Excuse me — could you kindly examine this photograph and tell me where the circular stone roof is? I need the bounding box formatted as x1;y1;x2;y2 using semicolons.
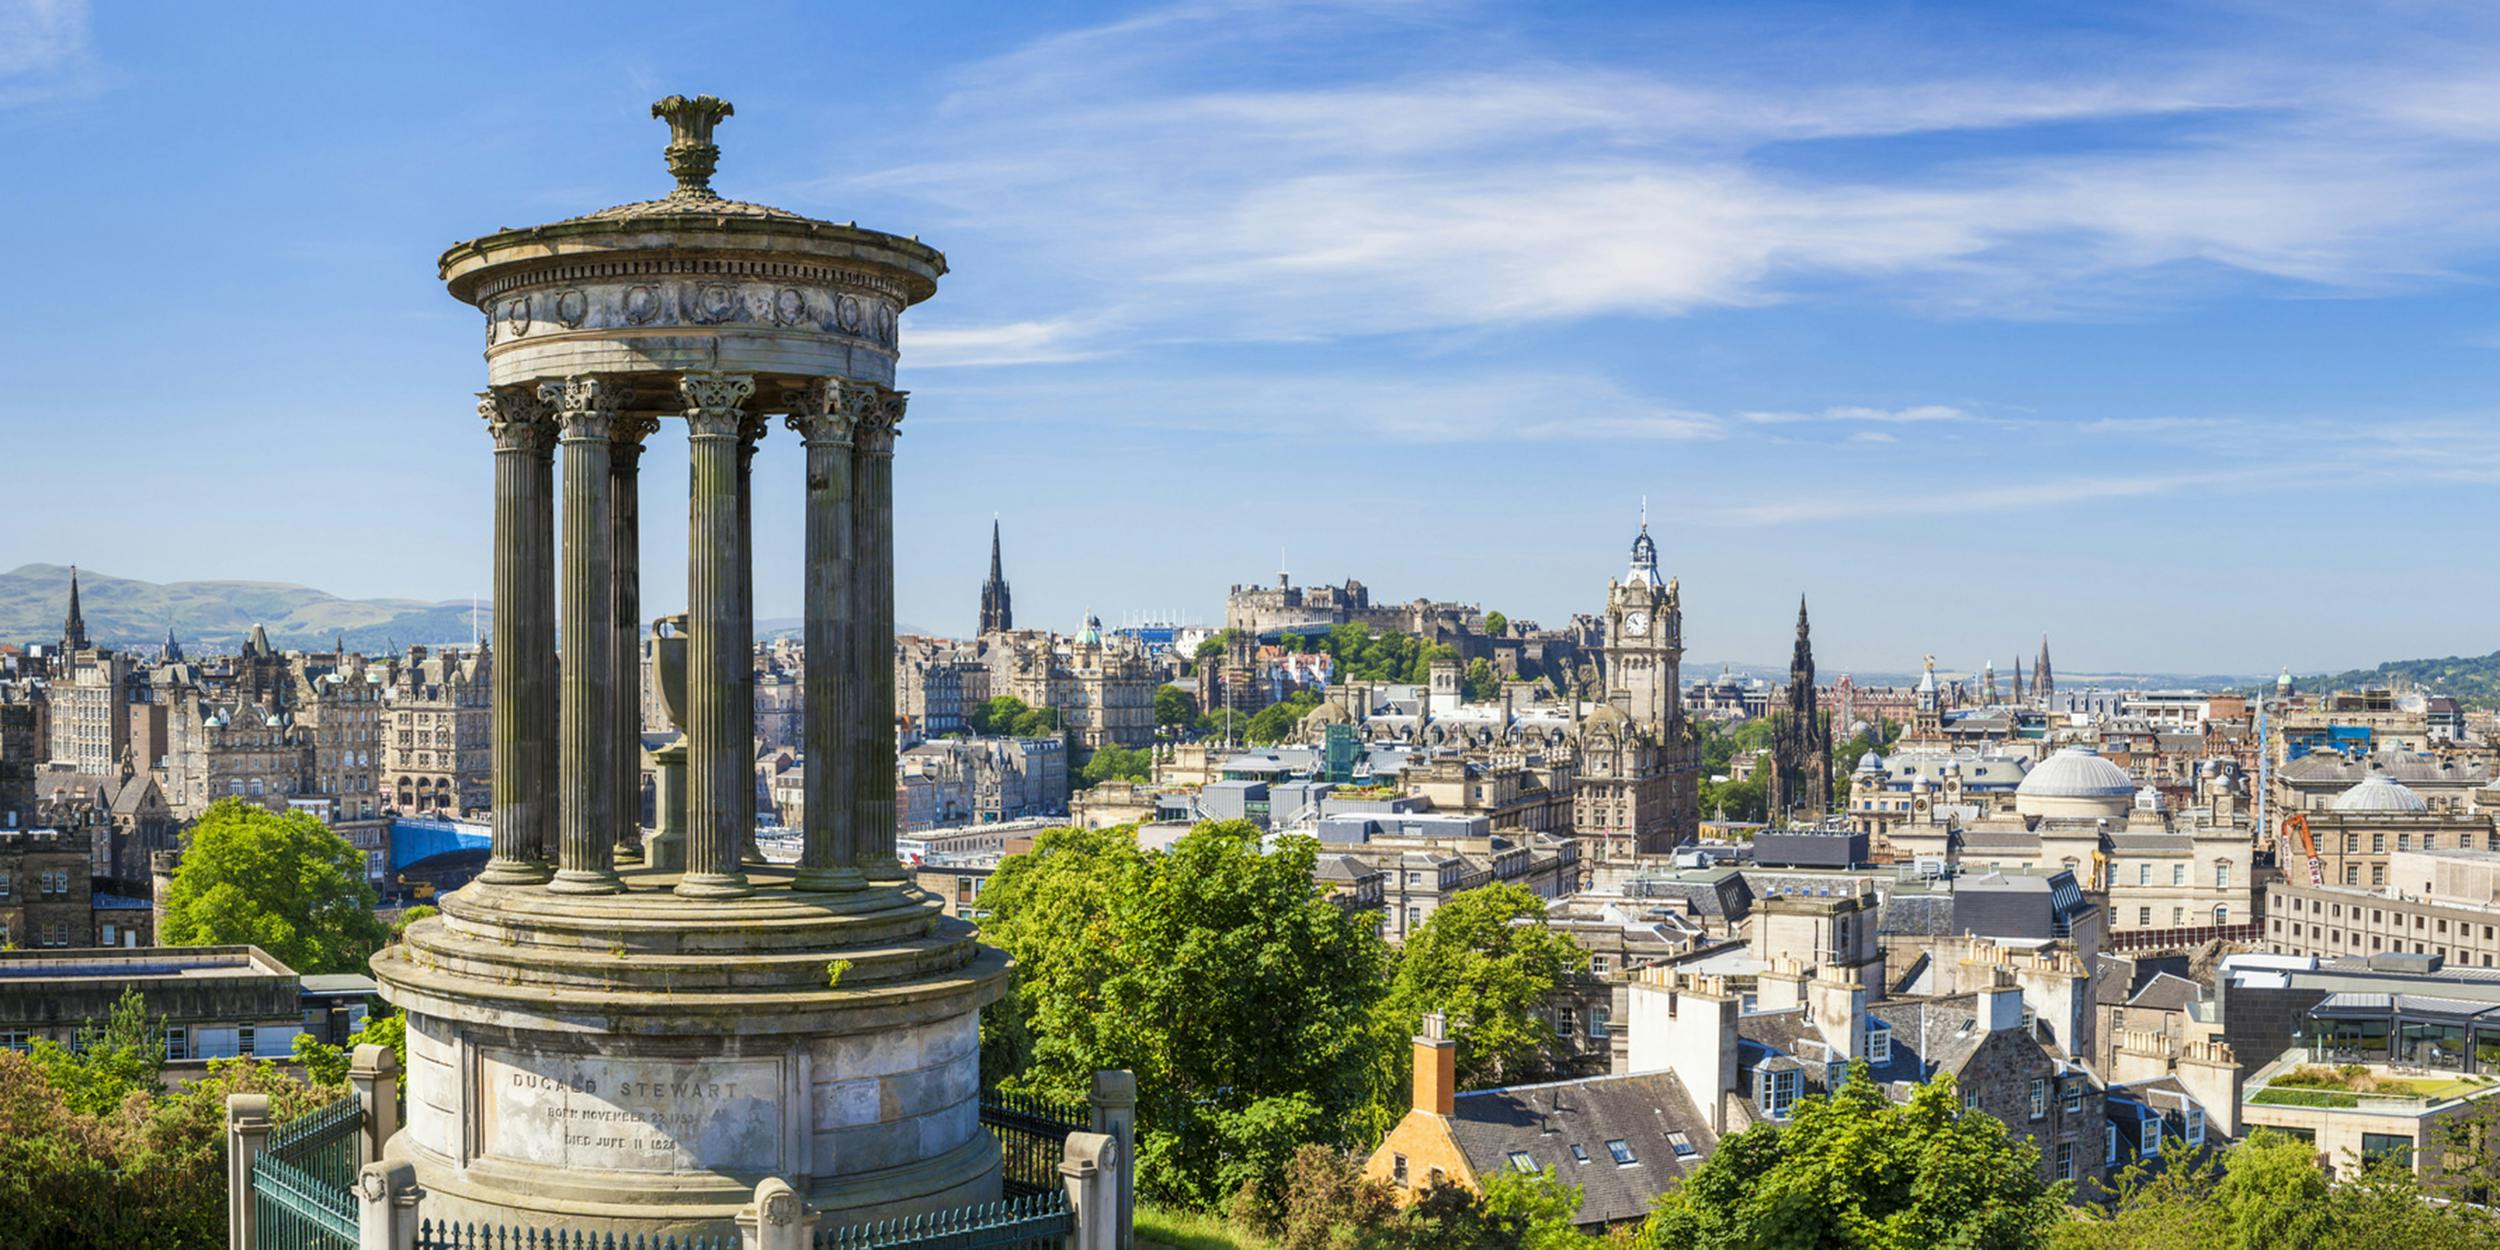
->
2015;747;2136;799
2332;773;2430;814
1302;700;1352;728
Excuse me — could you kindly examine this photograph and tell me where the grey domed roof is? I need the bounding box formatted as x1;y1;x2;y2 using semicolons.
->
2331;773;2430;814
1855;752;1884;773
2015;747;2135;799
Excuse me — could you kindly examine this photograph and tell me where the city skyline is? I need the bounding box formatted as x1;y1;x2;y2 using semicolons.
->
8;2;2500;672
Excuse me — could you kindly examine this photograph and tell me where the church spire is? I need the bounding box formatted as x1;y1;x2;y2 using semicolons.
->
2035;634;2054;704
978;518;1013;635
163;621;183;663
62;565;87;651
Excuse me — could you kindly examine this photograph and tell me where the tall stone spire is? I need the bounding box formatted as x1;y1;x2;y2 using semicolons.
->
1768;595;1829;822
62;565;87;651
163;622;183;663
2035;634;2054;704
978;518;1013;635
2011;655;2024;704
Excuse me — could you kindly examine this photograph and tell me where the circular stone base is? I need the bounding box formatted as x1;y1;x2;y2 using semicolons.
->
371;861;1012;1240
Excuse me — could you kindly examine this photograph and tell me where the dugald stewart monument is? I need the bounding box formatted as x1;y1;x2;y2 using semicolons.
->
371;96;1010;1236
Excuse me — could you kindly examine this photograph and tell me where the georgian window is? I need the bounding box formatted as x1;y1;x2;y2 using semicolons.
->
1866;1025;1892;1064
2029;1077;2048;1120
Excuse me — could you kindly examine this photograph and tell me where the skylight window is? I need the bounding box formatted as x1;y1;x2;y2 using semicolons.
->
1507;1151;1537;1174
1569;1143;1589;1165
1667;1132;1696;1158
1606;1139;1636;1166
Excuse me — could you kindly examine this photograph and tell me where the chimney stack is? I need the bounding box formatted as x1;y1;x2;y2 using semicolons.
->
1413;1010;1457;1117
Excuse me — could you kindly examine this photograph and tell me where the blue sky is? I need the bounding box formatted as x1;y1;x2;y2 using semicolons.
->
4;0;2499;675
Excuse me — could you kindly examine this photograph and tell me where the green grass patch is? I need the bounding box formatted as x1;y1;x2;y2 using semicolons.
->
2251;1088;2360;1108
1138;1206;1271;1250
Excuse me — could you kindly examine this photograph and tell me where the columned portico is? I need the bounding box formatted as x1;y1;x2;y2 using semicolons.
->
381;97;1002;1242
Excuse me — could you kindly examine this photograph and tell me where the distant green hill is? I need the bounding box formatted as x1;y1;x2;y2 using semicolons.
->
0;564;488;655
2283;651;2500;709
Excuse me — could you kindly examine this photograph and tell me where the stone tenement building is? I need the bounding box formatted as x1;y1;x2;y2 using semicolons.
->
897;635;989;738
978;614;1157;749
1224;569;1483;645
897;735;1068;830
0;823;93;948
45;569;133;774
1764;597;1833;823
381;643;490;816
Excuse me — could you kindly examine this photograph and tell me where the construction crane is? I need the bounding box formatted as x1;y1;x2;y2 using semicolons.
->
2282;812;2324;886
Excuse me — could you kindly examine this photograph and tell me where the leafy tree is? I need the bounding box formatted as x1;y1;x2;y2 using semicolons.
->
1155;684;1198;729
1281;632;1306;655
1196;707;1254;743
970;695;1065;741
1080;743;1154;786
1700;773;1768;824
1246;690;1322;745
293;1010;410;1095
979;821;1388;1209
1368;883;1585;1135
27;986;163;1117
1242;1146;1598;1250
1195;636;1229;660
1462;658;1499;703
391;904;439;940
1483;611;1508;639
158;799;388;975
1639;1068;2065;1250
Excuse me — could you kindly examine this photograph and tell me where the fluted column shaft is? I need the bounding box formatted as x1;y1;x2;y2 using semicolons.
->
852;387;907;880
546;377;625;895
612;416;657;863
737;415;766;863
787;384;863;891
478;390;553;885
679;373;757;898
528;424;558;865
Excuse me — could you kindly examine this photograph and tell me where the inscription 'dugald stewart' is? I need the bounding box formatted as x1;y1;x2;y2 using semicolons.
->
479;1049;783;1175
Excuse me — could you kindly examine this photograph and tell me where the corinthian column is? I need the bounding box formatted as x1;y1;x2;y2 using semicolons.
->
529;416;559;866
544;376;626;895
785;382;863;891
851;386;908;881
679;372;757;898
477;388;554;886
612;414;659;864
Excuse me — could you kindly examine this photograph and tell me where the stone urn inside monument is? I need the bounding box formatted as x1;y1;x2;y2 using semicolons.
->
369;96;1009;1241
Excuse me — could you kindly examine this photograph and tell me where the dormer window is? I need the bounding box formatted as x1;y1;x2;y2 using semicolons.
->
1866;1025;1892;1064
2185;1106;2205;1146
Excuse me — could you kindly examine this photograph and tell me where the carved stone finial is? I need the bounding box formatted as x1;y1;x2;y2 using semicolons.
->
652;95;735;197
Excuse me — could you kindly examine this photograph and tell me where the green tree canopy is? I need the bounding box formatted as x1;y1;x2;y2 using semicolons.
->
1483;611;1508;638
978;821;1388;1208
1462;657;1499;703
1246;690;1323;745
970;695;1064;739
1195;636;1229;660
158;799;388;976
27;986;163;1118
1640;1068;2065;1250
1370;883;1586;1134
1079;743;1155;787
1155;684;1198;729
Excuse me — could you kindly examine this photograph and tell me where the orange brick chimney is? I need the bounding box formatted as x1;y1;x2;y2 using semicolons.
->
1414;1010;1457;1116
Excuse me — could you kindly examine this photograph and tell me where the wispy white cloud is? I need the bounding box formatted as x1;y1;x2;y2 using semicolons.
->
0;0;103;107
906;318;1109;368
851;1;2500;353
1743;405;1974;425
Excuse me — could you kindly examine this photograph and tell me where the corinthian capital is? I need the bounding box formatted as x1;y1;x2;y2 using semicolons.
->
679;372;755;438
478;388;552;452
539;375;631;440
843;382;907;457
611;413;663;463
780;379;857;446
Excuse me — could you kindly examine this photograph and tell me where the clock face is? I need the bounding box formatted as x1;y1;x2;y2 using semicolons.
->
1623;611;1650;637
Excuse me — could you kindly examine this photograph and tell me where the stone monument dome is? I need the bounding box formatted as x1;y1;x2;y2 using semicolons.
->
2331;772;2430;814
2014;746;2136;820
373;97;1007;1242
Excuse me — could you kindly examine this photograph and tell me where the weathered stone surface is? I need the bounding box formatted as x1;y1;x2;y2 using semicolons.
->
384;97;994;1242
